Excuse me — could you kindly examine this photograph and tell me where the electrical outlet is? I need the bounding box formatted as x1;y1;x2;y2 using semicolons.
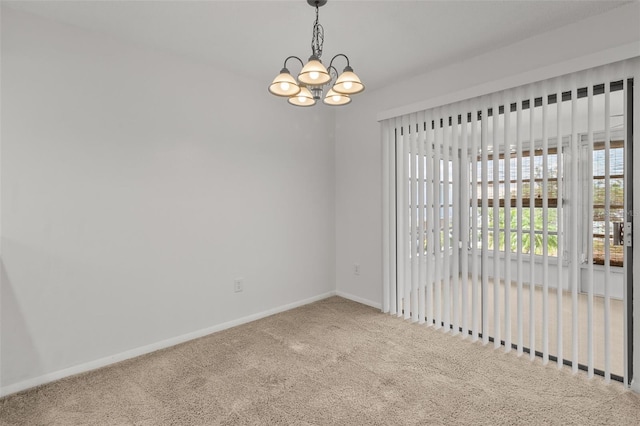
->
234;278;243;293
354;264;360;275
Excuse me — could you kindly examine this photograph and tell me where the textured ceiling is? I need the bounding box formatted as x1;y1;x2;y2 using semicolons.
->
3;0;631;91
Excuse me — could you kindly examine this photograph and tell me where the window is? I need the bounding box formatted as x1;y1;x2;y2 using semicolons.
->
464;84;626;267
587;137;625;266
472;148;559;256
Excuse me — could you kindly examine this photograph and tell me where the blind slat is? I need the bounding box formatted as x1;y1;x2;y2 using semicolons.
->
426;109;435;326
542;82;550;365
604;70;612;383
471;100;480;341
555;79;564;369
504;90;512;353
570;77;579;373
492;95;501;349
452;107;461;336
396;116;405;317
516;87;525;356
403;114;411;320
389;120;397;316
443;106;451;331
434;108;443;329
418;111;427;325
528;85;536;361
460;101;470;338
481;102;490;345
382;120;390;314
410;113;418;322
586;72;595;378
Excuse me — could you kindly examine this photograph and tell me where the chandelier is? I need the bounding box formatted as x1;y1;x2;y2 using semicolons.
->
268;0;365;107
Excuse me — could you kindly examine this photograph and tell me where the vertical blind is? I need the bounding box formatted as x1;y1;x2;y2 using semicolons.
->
381;59;637;385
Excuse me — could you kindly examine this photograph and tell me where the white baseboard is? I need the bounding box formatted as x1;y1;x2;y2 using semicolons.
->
335;290;382;310
0;291;337;398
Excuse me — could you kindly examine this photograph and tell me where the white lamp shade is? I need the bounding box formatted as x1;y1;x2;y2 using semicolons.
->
268;70;301;97
332;68;365;95
323;88;351;106
298;59;331;86
288;86;316;107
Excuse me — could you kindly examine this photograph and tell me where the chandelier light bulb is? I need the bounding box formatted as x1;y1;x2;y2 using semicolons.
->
332;66;365;95
288;86;315;107
323;88;351;106
268;68;301;97
298;57;331;85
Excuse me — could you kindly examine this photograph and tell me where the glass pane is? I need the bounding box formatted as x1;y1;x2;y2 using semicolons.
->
592;236;624;266
593;178;624;206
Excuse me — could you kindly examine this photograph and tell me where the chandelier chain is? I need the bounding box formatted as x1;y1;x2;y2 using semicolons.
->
311;4;324;58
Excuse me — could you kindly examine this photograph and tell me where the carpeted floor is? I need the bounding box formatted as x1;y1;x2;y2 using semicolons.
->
1;296;639;425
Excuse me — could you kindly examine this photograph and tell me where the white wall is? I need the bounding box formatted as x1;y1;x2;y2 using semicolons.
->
0;8;336;391
334;1;640;382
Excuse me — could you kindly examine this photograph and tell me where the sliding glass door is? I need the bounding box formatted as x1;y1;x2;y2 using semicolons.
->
381;62;636;386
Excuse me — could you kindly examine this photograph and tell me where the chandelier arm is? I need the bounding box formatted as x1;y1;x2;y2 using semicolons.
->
328;53;351;70
283;56;305;70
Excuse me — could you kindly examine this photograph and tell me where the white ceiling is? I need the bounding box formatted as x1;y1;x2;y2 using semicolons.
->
3;0;631;91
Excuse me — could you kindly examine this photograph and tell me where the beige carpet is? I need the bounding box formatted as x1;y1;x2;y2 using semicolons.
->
1;297;639;425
